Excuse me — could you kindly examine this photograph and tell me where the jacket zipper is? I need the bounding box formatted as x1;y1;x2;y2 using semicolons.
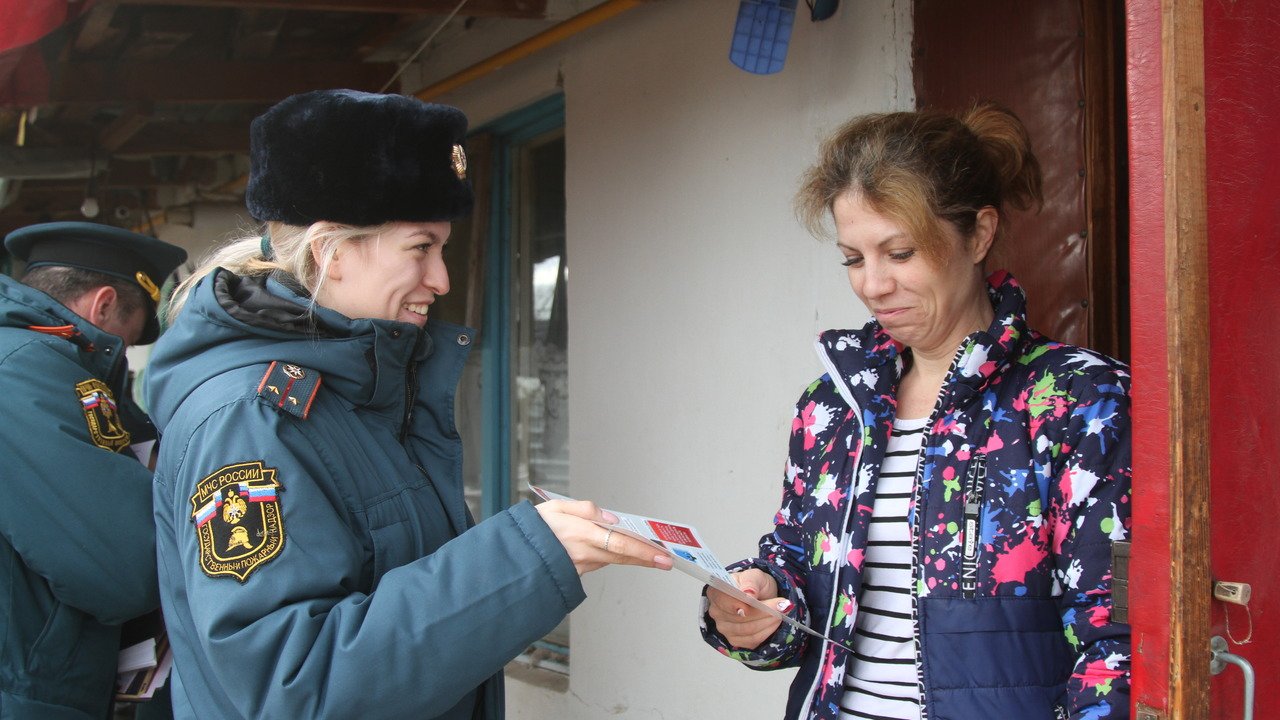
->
906;342;973;720
805;342;864;718
907;401;943;720
961;453;987;600
399;335;422;443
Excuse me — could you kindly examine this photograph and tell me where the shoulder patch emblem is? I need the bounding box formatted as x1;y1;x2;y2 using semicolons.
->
257;361;322;419
76;378;131;452
190;461;285;583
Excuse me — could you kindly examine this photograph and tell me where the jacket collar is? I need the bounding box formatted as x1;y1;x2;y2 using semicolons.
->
214;271;436;415
0;273;127;383
816;271;1031;410
146;269;473;429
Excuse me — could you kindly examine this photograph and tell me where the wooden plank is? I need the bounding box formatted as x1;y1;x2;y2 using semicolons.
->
114;0;547;18
0;147;94;180
1082;0;1126;361
124;8;196;61
232;9;287;59
73;2;125;56
1161;0;1212;717
49;61;399;103
99;104;156;153
14;158;219;188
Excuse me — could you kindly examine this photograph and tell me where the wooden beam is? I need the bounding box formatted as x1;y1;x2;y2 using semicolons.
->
0;148;94;180
232;9;287;59
124;8;197;61
113;0;547;18
100;104;156;153
116;122;251;155
74;2;125;56
1162;0;1212;717
15;158;220;189
416;0;647;100
49;61;399;103
106;158;220;187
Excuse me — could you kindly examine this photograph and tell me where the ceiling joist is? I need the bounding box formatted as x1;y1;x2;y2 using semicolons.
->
49;61;400;103
112;0;548;18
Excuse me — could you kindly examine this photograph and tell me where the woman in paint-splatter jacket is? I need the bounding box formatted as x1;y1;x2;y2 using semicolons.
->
701;105;1130;720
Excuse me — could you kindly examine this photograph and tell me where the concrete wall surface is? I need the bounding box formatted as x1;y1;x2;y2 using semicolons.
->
434;1;913;718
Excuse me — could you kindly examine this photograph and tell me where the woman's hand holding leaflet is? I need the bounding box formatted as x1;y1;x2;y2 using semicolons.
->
536;499;674;576
706;568;790;649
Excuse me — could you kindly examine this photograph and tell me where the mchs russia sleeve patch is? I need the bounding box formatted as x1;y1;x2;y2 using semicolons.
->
190;461;285;583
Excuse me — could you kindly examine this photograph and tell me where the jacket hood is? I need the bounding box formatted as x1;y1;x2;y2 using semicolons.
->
145;269;432;430
816;270;1032;409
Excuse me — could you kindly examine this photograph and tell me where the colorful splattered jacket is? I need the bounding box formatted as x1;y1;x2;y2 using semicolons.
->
701;272;1131;720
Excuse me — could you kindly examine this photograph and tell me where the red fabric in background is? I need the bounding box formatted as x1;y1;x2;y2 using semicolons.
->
0;0;74;53
0;0;95;107
0;46;50;107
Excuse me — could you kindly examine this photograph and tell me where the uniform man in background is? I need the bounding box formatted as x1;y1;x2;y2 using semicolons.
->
0;222;186;719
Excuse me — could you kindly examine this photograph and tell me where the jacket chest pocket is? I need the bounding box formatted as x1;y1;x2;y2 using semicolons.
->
363;466;459;585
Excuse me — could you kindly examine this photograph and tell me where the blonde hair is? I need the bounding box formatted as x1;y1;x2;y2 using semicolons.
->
166;220;394;323
795;103;1043;264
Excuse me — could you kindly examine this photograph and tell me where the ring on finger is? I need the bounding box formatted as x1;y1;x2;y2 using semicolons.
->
602;528;615;552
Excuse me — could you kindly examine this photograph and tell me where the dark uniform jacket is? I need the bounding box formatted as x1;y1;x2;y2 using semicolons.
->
0;273;160;719
146;270;585;720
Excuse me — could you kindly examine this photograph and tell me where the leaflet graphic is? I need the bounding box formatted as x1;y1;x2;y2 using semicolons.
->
529;485;855;652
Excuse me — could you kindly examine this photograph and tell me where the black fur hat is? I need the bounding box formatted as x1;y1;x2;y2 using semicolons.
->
245;89;474;226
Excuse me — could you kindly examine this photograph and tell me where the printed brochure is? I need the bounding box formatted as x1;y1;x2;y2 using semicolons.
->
529;485;852;650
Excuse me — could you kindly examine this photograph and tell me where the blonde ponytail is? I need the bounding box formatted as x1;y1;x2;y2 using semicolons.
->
165;220;394;323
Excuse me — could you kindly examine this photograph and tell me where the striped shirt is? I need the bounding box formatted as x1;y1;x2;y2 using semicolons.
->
839;416;926;720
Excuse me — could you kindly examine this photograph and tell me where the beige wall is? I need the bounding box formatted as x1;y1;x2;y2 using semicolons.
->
434;1;913;718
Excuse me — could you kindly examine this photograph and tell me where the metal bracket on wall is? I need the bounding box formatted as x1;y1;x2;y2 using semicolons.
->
1112;540;1131;623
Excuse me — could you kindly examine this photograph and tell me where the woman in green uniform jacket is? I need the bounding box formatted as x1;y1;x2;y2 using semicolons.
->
146;90;670;720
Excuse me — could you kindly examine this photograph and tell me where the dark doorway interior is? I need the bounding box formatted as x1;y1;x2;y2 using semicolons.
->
913;0;1129;362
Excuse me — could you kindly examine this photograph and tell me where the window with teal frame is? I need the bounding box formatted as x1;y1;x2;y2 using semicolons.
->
435;94;570;675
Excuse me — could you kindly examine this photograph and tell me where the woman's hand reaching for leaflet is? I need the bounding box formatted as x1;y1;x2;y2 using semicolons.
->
706;568;789;649
536;499;674;576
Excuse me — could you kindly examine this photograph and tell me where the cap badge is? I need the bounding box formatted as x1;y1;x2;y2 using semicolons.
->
135;271;161;303
451;144;467;180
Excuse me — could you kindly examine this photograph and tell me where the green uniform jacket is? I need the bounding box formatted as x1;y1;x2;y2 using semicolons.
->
0;274;160;719
146;271;585;720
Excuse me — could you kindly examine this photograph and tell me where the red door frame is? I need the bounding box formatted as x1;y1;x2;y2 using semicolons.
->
1127;0;1213;717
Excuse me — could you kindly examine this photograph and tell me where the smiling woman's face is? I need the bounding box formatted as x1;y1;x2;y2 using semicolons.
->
832;191;994;357
316;221;451;327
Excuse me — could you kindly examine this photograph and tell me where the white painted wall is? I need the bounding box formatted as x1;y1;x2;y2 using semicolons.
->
128;202;259;394
435;2;913;718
